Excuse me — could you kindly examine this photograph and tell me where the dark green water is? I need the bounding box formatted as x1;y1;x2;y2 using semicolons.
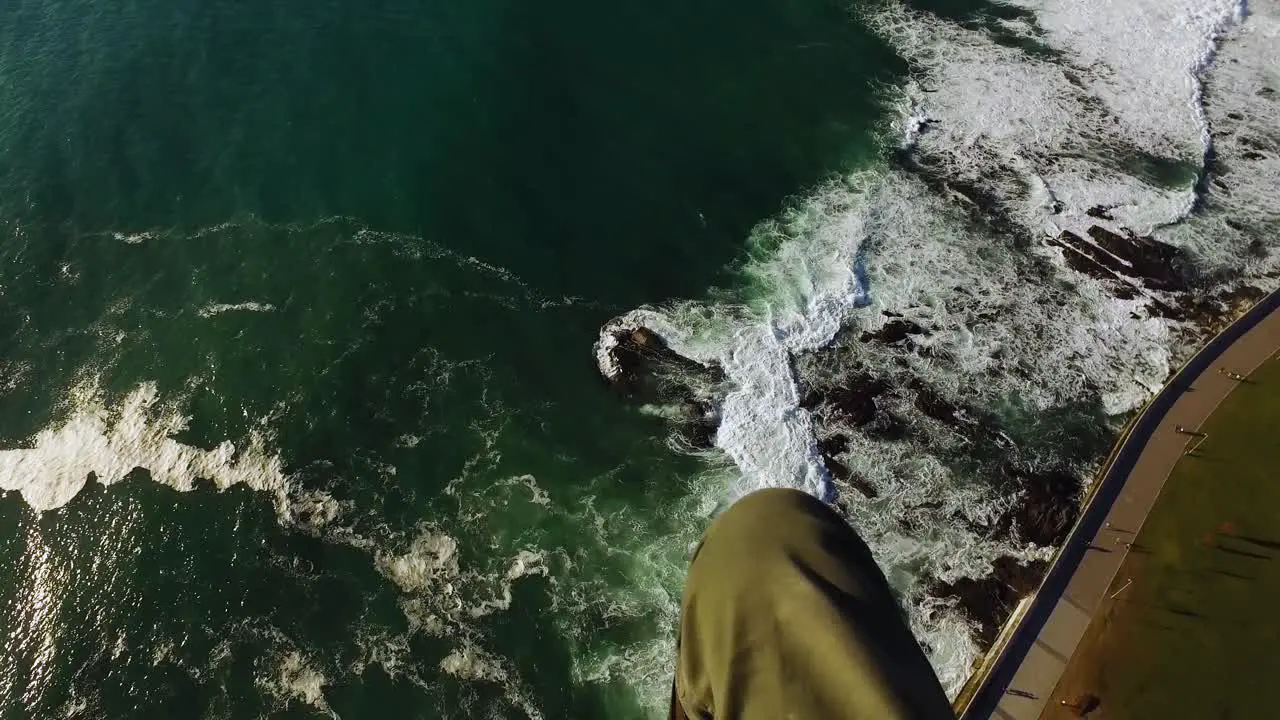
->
0;0;905;716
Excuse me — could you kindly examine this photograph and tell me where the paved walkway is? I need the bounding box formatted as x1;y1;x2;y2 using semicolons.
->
961;290;1280;720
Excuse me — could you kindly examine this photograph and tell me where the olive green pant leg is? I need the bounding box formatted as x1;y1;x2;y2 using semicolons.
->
672;488;953;720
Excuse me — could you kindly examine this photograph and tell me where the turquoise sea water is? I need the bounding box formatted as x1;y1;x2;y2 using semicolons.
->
0;0;919;716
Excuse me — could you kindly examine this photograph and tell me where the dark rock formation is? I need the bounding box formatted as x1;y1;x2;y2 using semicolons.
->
891;147;1029;243
860;319;928;346
911;381;961;424
815;433;880;499
909;380;1014;451
1047;225;1193;297
599;326;724;449
933;556;1049;647
794;330;1099;658
603;327;721;392
1086;225;1190;291
1153;284;1266;329
677;399;721;451
800;373;894;499
999;465;1083;547
800;373;890;426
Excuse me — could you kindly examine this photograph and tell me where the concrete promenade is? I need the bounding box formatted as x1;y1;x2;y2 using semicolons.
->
960;289;1280;720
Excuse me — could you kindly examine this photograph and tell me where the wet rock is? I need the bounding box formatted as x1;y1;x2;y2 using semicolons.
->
1085;225;1190;292
1158;285;1267;330
893;149;1027;242
911;381;960;424
598;325;725;448
601;326;724;394
909;381;1012;451
1110;282;1139;300
963;463;1082;547
1048;226;1193;294
817;434;849;458
932;556;1049;647
1006;466;1082;547
817;434;880;500
864;417;912;442
860;319;928;345
678;399;721;451
1051;231;1115;281
800;374;890;427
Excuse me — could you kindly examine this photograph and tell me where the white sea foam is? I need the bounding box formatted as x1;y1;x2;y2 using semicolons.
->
439;644;507;683
1159;0;1280;276
872;0;1247;243
0;360;31;396
370;526;550;717
257;651;338;718
112;231;155;244
502;473;552;508
376;527;550;621
378;530;461;596
0;380;290;515
440;644;545;720
197;301;277;317
1006;0;1242;155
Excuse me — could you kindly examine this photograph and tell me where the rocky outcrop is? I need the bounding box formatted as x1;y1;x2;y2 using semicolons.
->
1047;225;1193;295
1154;284;1267;327
800;373;890;427
908;380;1018;453
798;364;900;500
1042;225;1271;326
860;319;928;346
978;464;1082;548
932;557;1049;647
815;433;881;500
794;344;1082;641
599;327;712;391
597;326;724;449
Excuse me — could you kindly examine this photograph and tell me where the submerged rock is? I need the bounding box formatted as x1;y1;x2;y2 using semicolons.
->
991;464;1083;547
794;342;1087;653
1153;284;1267;327
932;556;1049;647
596;325;725;449
815;433;880;499
676;398;722;451
1048;225;1193;296
800;373;890;427
860;318;928;346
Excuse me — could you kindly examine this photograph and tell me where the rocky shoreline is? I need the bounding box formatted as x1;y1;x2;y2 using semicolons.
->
794;320;1091;646
595;262;1262;667
595;131;1272;671
791;254;1263;658
598;314;1095;647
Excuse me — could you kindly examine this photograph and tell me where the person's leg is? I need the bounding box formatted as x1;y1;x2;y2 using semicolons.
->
670;488;953;720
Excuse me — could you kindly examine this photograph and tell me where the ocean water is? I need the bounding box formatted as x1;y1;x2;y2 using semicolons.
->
0;0;902;716
2;0;1278;718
